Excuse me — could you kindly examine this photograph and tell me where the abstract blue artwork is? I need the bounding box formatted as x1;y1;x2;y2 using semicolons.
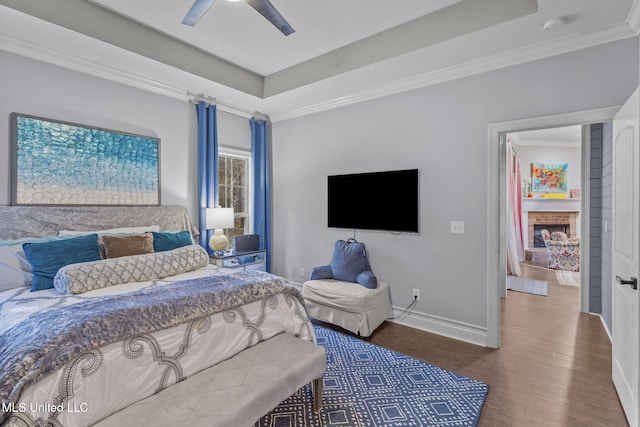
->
11;113;160;206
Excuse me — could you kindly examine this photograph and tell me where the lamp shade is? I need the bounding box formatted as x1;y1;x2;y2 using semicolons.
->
206;207;234;230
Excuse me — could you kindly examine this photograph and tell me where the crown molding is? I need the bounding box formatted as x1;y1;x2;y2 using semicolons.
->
627;0;640;34
0;32;188;101
0;33;266;119
270;22;636;121
513;140;581;148
0;0;263;97
1;17;637;123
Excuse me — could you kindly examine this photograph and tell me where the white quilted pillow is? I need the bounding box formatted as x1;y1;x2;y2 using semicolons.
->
54;245;209;294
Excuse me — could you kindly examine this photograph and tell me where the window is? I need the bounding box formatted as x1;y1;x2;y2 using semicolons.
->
218;149;251;241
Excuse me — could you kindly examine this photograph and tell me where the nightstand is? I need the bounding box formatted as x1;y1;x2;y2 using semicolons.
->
210;250;267;272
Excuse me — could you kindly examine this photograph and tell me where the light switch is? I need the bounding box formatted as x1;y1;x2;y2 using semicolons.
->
450;221;465;234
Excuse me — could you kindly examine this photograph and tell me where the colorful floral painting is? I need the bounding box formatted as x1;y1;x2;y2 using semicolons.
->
11;113;160;206
531;162;568;193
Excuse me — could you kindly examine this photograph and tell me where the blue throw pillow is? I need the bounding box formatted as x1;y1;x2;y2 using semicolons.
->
309;265;333;280
329;239;378;289
356;270;378;289
23;234;102;291
151;231;193;252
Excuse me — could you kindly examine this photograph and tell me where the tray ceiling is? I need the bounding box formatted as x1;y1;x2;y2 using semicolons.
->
0;0;637;120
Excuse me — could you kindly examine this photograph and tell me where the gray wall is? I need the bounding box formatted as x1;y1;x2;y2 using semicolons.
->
1;37;635;343
601;122;613;332
590;123;603;314
590;121;614;332
271;38;638;338
0;51;250;221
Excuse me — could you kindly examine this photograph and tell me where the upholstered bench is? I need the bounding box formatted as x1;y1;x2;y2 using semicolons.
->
303;279;392;337
93;333;326;427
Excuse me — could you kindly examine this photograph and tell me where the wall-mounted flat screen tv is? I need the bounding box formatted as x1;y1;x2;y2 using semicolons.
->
328;169;419;233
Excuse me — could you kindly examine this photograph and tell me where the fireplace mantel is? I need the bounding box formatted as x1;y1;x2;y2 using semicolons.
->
522;198;580;212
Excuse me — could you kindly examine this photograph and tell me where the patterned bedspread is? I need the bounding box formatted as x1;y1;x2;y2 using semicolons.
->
0;266;314;427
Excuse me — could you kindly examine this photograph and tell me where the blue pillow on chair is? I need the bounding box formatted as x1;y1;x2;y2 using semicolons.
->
310;239;378;289
309;264;333;280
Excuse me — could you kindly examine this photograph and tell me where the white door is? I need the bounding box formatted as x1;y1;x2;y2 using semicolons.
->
612;87;640;427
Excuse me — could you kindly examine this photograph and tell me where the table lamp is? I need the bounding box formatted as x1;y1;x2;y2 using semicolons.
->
206;207;234;255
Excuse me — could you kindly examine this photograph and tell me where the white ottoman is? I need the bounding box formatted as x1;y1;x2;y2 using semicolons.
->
302;279;392;337
93;333;326;427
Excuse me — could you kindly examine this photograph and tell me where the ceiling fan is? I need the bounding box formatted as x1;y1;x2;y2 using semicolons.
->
182;0;295;36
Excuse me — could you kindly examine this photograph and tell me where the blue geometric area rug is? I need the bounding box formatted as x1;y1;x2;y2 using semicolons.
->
255;326;489;427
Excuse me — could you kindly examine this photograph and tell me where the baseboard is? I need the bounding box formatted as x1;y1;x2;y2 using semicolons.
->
592;312;613;342
390;306;487;347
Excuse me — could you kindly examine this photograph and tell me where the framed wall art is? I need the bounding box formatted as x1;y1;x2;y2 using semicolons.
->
531;162;568;193
11;113;160;206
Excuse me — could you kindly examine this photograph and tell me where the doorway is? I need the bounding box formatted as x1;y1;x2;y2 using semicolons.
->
486;107;618;348
506;126;582;290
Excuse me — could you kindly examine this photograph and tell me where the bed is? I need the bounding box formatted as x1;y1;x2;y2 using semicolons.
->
0;206;322;427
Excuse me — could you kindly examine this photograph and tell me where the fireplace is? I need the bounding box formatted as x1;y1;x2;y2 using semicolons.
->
527;211;578;249
533;224;569;247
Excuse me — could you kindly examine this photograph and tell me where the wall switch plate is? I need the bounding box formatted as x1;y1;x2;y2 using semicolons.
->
450;221;465;234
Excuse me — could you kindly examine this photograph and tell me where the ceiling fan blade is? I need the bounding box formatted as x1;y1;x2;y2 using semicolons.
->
244;0;295;36
182;0;217;26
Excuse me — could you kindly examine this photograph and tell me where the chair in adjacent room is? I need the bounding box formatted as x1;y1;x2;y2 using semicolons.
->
302;239;392;337
541;229;580;272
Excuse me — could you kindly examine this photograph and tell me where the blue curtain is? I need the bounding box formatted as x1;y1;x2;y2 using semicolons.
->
251;118;271;271
196;102;218;254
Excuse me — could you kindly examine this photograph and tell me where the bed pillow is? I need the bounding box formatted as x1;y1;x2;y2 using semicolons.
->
102;234;154;259
59;226;161;258
23;234;102;291
58;225;160;236
0;235;86;291
54;244;210;294
0;244;34;291
151;231;193;252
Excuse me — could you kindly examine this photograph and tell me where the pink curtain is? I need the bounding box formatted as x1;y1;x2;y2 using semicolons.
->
506;139;525;276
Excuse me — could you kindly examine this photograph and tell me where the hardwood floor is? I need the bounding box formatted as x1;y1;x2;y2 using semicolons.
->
323;262;628;426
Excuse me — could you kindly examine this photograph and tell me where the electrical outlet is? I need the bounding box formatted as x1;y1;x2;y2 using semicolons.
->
299;267;305;277
450;221;465;234
412;288;421;301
